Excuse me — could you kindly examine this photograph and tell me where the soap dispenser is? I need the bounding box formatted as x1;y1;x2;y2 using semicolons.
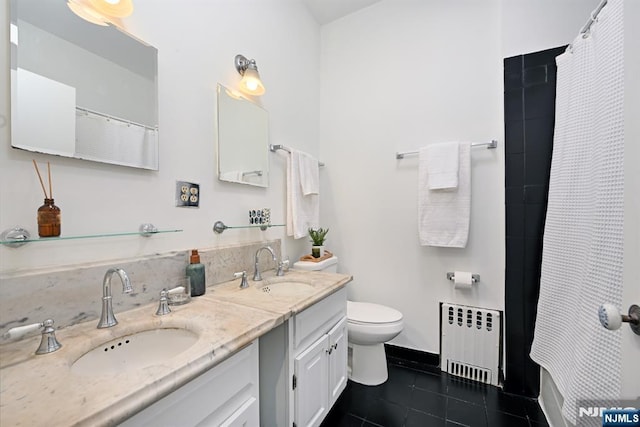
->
186;249;206;297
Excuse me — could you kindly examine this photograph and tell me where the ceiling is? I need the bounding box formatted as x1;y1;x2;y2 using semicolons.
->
302;0;384;25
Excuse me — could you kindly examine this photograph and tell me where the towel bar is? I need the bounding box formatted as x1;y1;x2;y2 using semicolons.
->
396;140;498;159
269;144;325;167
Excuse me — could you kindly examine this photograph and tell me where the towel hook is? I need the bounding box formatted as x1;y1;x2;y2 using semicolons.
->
598;304;640;336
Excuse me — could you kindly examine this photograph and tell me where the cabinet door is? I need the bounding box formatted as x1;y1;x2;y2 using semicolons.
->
294;334;329;427
327;316;348;407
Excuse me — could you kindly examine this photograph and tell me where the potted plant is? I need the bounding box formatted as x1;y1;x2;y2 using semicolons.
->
308;227;329;258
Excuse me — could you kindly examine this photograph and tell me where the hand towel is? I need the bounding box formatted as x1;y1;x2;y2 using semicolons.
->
425;142;459;189
418;142;470;248
286;149;319;239
295;151;320;195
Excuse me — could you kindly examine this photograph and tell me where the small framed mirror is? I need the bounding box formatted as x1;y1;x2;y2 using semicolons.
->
217;84;269;187
10;0;159;170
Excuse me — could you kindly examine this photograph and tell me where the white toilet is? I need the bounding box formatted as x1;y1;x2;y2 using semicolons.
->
293;256;404;386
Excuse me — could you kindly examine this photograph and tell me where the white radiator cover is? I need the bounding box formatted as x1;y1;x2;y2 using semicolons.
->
441;303;501;385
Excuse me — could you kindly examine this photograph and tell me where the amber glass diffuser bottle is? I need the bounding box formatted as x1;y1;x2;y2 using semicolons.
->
38;198;61;237
33;160;61;238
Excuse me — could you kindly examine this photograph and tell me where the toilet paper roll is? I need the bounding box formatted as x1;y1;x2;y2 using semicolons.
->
454;271;473;289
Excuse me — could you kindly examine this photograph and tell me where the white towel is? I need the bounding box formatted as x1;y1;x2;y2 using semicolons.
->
425;142;459;189
295;151;320;195
286;149;319;239
418;142;470;248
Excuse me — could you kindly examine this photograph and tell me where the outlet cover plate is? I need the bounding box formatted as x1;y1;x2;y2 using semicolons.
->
175;181;199;207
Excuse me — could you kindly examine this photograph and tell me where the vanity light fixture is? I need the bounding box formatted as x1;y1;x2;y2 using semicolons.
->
67;0;133;26
235;54;266;96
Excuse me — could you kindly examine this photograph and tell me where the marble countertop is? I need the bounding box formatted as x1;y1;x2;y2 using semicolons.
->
210;269;353;318
0;269;351;427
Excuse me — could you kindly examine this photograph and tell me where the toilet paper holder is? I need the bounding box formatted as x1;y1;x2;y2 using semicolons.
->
446;272;480;283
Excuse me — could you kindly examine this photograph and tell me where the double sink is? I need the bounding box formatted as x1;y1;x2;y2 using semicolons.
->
70;276;316;375
0;269;350;426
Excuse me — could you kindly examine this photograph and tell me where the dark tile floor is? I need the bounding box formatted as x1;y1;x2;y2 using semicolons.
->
321;362;549;427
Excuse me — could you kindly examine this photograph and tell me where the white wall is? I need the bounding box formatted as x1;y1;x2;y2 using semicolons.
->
0;0;320;272
320;0;504;353
0;0;605;356
319;0;600;353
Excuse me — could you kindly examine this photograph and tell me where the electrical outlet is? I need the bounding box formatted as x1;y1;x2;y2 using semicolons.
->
175;181;199;207
249;208;271;225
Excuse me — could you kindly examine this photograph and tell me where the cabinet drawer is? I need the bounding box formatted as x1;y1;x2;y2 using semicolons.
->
120;340;259;427
219;396;258;427
294;287;346;352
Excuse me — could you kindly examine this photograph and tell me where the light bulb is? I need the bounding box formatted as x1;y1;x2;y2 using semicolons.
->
239;68;265;96
245;79;258;91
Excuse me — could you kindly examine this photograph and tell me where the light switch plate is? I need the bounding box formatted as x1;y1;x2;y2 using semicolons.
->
175;181;199;207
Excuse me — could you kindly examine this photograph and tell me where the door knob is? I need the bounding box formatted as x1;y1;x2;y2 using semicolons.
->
598;304;640;336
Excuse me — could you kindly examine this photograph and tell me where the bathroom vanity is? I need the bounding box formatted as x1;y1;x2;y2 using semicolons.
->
209;270;349;427
0;269;351;427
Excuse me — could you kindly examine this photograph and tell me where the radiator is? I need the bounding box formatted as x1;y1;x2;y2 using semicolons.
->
440;303;501;385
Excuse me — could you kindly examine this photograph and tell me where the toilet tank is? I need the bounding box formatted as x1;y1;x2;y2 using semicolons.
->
293;256;338;273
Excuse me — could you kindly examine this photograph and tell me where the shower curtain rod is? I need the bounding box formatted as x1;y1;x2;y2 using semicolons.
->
580;0;608;35
76;106;157;131
395;140;498;159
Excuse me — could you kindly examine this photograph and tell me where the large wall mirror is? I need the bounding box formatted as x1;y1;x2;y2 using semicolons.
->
217;84;269;187
10;0;159;170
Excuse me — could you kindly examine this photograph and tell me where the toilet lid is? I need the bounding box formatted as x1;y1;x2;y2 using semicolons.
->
347;301;403;324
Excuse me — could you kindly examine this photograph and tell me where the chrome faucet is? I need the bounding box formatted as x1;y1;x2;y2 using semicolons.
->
98;268;133;328
253;246;277;281
3;318;62;355
234;271;249;289
276;257;289;276
155;289;171;316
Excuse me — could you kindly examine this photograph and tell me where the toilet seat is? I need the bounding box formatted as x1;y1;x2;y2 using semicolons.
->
347;301;403;324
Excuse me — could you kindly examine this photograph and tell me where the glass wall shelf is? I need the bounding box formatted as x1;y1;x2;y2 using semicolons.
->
0;224;182;248
213;220;284;234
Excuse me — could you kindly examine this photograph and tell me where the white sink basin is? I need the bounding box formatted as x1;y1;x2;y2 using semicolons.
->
259;280;315;297
71;328;198;375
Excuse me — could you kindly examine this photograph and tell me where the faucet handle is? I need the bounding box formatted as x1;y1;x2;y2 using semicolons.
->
4;319;62;355
234;271;249;289
277;257;290;276
4;322;44;340
156;289;171;316
36;319;62;355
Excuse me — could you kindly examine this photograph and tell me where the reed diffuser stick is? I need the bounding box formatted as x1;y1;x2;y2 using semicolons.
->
47;162;53;198
32;159;49;198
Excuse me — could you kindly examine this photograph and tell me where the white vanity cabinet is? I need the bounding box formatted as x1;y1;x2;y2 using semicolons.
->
292;288;348;427
294;316;347;427
258;287;348;427
120;339;259;427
